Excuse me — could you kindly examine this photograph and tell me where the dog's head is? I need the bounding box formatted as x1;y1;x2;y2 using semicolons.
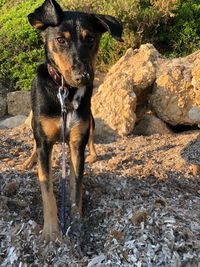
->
28;0;123;87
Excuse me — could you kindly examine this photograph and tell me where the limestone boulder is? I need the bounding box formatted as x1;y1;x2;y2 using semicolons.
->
0;82;8;94
133;113;172;136
7;91;31;116
0;115;27;129
150;51;200;126
92;77;137;137
0;95;7;117
92;44;160;136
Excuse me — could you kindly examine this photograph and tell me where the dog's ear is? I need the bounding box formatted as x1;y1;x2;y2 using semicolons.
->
28;0;63;30
93;14;124;42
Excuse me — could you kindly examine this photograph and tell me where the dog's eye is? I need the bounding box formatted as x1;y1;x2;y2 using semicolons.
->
57;37;66;45
85;36;95;45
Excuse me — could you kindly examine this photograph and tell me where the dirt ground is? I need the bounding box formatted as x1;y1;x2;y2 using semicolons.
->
0;125;200;267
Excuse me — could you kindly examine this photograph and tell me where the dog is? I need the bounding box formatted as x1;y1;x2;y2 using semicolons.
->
27;0;123;241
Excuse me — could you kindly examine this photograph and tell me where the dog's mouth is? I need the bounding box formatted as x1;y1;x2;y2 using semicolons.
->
48;64;93;88
71;71;91;86
64;68;93;87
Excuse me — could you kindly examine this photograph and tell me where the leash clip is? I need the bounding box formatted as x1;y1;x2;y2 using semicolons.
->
57;76;68;112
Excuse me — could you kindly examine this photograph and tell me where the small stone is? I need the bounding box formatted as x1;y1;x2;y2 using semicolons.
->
4;181;18;196
140;190;150;197
155;198;166;207
189;164;200;176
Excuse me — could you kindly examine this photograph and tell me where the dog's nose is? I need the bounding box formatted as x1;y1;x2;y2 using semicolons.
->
74;72;90;85
74;74;82;83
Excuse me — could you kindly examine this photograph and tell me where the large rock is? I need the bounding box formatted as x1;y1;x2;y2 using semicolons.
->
0;95;7;117
7;91;31;116
0;82;8;94
0;115;27;129
92;77;137;137
133;113;172;136
0;82;8;117
92;44;160;136
150;51;200;126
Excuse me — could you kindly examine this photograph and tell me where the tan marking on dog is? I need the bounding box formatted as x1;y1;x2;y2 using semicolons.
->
38;149;59;240
38;158;47;183
81;30;88;40
86;115;97;164
48;40;72;80
33;20;44;29
69;119;89;176
69;119;89;215
23;139;37;169
69;119;89;144
40;116;61;141
63;31;71;40
54;54;72;80
48;40;55;51
40;181;59;241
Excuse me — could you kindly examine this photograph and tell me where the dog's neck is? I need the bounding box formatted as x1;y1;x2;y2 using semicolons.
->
47;64;64;87
47;63;87;110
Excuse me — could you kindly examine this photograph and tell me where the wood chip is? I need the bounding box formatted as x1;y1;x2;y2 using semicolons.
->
131;211;148;225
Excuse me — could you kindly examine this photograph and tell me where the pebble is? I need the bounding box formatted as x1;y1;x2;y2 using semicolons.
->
4;181;18;196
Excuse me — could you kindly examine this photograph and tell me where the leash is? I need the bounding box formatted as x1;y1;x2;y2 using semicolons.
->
57;76;68;235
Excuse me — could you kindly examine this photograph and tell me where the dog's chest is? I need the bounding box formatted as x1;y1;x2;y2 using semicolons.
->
65;111;80;132
40;86;86;141
40;111;80;142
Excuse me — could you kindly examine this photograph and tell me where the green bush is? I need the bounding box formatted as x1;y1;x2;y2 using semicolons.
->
0;0;44;90
155;0;200;57
0;0;199;91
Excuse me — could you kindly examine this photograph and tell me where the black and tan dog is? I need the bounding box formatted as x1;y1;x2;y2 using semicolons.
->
27;0;123;241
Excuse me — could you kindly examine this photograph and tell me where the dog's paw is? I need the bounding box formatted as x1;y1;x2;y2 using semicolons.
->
42;223;60;242
85;154;97;164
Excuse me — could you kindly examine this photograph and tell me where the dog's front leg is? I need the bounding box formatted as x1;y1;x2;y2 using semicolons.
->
86;114;97;164
37;140;59;241
69;120;89;216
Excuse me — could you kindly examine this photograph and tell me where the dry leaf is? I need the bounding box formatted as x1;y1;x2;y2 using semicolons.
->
131;211;148;225
111;230;124;240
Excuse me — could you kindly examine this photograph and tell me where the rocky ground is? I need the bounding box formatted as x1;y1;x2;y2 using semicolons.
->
0;125;200;267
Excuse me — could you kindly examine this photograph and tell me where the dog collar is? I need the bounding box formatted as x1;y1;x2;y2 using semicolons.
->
47;64;64;87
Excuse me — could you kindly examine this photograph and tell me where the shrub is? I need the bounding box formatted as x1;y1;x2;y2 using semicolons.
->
155;0;200;57
0;0;44;90
0;0;199;91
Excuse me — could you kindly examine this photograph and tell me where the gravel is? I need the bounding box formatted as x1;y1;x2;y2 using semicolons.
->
0;125;200;266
